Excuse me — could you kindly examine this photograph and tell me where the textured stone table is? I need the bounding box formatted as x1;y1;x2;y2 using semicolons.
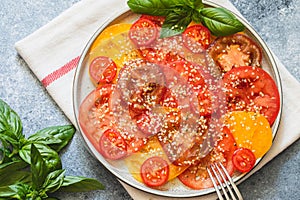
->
0;0;299;199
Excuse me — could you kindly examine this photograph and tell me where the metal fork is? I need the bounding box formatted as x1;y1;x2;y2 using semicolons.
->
207;162;243;200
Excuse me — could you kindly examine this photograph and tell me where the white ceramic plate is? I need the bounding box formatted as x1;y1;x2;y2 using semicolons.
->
72;1;282;197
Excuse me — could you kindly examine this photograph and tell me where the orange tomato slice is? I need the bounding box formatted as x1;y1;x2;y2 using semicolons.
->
223;111;273;158
124;136;188;183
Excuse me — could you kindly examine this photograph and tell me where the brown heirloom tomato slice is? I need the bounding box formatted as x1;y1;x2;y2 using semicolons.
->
99;129;127;160
129;18;158;47
222;66;280;125
140;156;169;187
232;147;256;173
178;127;236;189
183;25;211;54
208;34;262;72
89;56;117;85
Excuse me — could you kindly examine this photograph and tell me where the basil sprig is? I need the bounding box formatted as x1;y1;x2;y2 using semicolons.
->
127;0;245;38
0;99;104;199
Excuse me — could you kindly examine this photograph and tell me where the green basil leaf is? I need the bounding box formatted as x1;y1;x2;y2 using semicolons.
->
127;0;184;16
200;7;245;36
160;7;192;38
41;169;65;193
30;144;48;190
19;143;62;174
0;183;32;199
0;160;31;187
0;160;28;173
60;176;104;192
28;125;75;152
0;99;24;148
185;0;204;10
0;185;17;198
0;170;31;187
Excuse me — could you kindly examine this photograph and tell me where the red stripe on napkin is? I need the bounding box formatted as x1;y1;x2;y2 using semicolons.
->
41;56;80;87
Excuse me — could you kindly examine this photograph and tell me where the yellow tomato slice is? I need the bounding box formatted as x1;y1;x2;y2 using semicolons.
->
88;23;143;85
90;23;132;51
223;111;273;158
124;136;188;183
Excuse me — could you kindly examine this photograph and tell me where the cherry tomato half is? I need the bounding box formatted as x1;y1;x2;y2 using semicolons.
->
89;56;117;85
232;148;256;173
140;156;169;187
129;18;158;47
183;25;211;54
99;128;127;160
222;66;280;125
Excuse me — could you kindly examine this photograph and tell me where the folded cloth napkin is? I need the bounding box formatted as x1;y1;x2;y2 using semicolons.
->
15;0;300;199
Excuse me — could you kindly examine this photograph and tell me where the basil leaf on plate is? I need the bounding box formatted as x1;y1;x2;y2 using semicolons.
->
60;176;104;192
41;169;65;193
28;125;75;152
160;7;192;38
19;143;62;174
200;7;245;36
127;0;173;16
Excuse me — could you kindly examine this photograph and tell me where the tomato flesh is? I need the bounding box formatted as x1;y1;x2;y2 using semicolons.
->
183;25;211;53
129;18;158;47
140;156;169;187
208;34;262;72
222;66;280;125
99;129;127;160
178;127;236;189
140;15;165;27
89;56;117;85
79;84;115;148
232;148;256;173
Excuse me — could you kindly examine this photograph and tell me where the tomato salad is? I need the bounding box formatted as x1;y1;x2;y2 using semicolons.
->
78;14;280;190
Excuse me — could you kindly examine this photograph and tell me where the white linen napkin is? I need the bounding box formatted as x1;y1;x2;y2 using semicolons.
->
15;0;300;199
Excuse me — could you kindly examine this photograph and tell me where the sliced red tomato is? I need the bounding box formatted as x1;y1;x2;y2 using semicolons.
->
129;18;158;47
140;15;165;27
222;66;280;125
79;84;115;153
159;88;178;109
135;112;164;137
232;148;256;173
183;25;211;54
169;60;212;116
178;127;237;189
99;129;127;160
79;84;114;135
139;48;184;66
208;34;262;72
89;56;117;85
140;156;169;187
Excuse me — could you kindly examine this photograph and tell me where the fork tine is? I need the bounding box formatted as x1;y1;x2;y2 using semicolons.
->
210;163;231;200
207;162;244;200
218;162;243;200
215;162;237;200
207;165;224;200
